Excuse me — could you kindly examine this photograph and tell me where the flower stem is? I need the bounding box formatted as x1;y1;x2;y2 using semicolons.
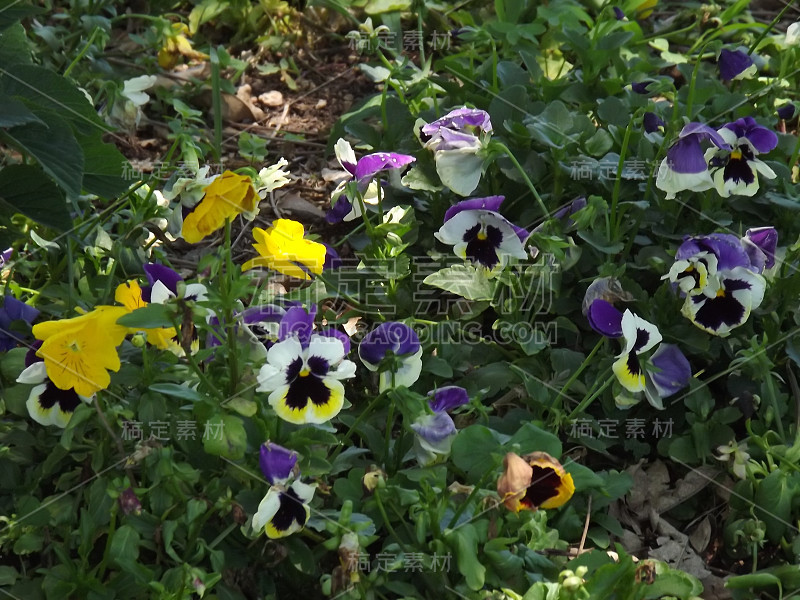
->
748;1;798;54
447;468;494;529
374;489;408;552
330;391;386;462
222;219;240;397
493;142;550;219
610;118;634;240
567;369;614;420
550;338;605;413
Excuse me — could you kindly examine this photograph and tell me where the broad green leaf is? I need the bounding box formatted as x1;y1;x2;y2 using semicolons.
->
203;414;247;460
0;566;19;586
445;524;486;591
0;23;32;65
0;164;71;230
117;304;176;329
78;132;134;198
577;230;624;254
423;264;494;301
0;64;104;131
1;113;83;196
0;93;42;127
451;425;502;482
507;422;562;456
149;383;206;403
753;469;794;542
109;525;140;565
0;2;44;32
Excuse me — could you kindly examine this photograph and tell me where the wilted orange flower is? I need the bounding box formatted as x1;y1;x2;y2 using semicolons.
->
497;451;575;512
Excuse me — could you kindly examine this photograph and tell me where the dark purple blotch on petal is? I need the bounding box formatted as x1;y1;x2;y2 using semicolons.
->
587;299;624;338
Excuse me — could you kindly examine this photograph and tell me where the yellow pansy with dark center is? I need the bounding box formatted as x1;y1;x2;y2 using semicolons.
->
497;451;575;512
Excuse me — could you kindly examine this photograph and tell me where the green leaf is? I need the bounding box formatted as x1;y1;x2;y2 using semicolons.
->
526;101;575;149
203;414;247;460
753;469;794;542
0;566;19;586
577;230;624;254
0;164;71;230
423;264;494;301
117;304;176;329
0;64;105;131
1;113;83;196
225;397;257;417
451;425;502;482
109;525;141;566
149;383;206;402
78;132;134;198
507;422;562;456
445;524;486;591
0;93;42;127
725;572;782;590
0;23;32;66
0;2;44;32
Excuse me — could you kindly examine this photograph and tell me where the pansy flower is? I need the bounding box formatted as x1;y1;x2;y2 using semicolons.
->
359;322;422;393
777;103;796;121
242;219;327;280
18;352;92;428
497;452;575;512
643;112;665;134
0;296;39;352
420;107;492;196
326;139;415;223
32;306;130;397
655;123;730;199
665;232;772;336
409;386;469;466
252;479;316;539
612;309;663;393
718;48;757;81
682;268;766;336
257;306;356;424
181;170;259;243
586;297;691;406
434;196;529;269
705;118;778;198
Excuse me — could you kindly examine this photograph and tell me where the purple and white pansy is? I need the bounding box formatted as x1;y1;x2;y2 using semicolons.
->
663;230;776;336
326;138;415;223
656;118;778;199
409;386;470;467
655;123;731;199
435;196;529;269
142;263;208;303
586;295;692;408
358;321;422;393
705;117;778;198
256;305;356;424
420;107;493;196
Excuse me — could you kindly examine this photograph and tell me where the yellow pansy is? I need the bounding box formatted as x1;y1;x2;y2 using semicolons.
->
182;171;259;244
33;307;130;397
242;219;326;280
